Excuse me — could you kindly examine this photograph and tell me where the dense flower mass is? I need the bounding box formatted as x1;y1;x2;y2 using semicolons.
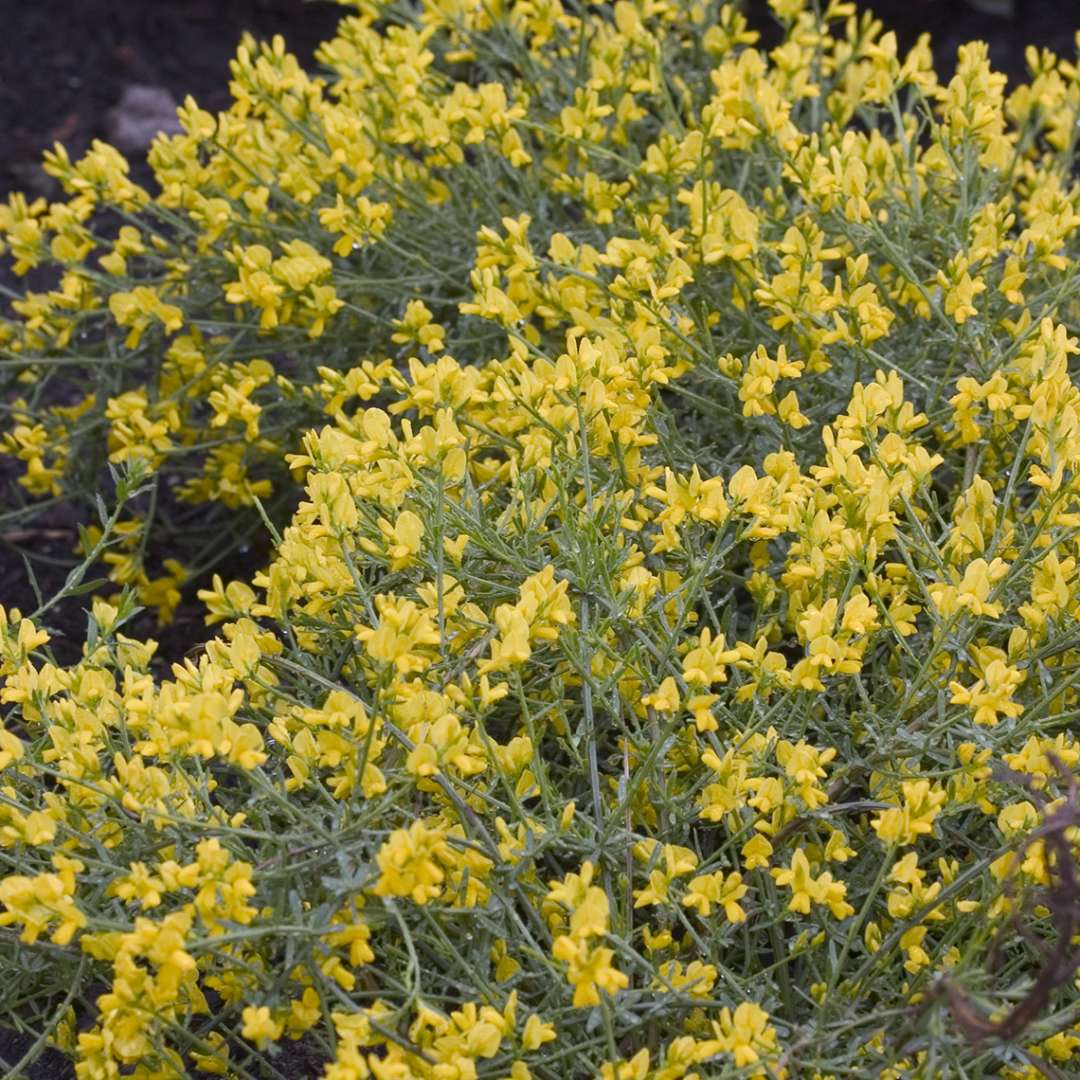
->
2;0;1080;1076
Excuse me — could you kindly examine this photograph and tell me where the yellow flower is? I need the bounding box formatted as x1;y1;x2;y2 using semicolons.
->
713;1002;781;1074
682;870;748;922
682;627;740;686
642;676;680;713
872;780;948;846
373;820;453;904
241;1005;284;1046
0;865;87;945
771;848;852;918
742;834;774;870
771;848;818;914
522;1013;556;1051
552;940;629;1007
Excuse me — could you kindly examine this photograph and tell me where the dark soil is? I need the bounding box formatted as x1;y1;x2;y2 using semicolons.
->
0;0;343;202
865;0;1072;81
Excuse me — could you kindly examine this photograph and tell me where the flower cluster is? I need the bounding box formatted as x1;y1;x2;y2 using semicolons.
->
1;1;1080;1078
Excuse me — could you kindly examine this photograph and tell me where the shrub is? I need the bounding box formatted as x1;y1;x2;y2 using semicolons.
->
2;1;1080;1078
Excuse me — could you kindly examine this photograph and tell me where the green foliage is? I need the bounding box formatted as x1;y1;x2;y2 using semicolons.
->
1;2;1080;1079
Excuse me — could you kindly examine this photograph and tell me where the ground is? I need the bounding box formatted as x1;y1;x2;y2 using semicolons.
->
0;0;342;202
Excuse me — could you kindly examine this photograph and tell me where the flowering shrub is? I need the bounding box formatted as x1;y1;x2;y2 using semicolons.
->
2;0;1080;1077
